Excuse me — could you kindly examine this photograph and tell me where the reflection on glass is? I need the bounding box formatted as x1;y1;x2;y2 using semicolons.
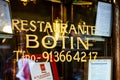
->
0;1;13;34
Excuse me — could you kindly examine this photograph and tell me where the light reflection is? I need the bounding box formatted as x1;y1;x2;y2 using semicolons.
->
20;0;36;6
2;25;13;33
53;18;62;41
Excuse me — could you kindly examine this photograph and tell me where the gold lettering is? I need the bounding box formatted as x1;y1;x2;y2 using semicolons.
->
42;35;57;49
37;21;45;32
26;34;39;48
13;50;25;62
70;37;74;49
21;20;29;32
61;23;68;36
68;24;77;34
77;37;89;50
44;22;53;33
61;36;69;49
85;25;89;35
78;25;85;35
53;22;60;33
30;20;37;32
12;19;20;30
